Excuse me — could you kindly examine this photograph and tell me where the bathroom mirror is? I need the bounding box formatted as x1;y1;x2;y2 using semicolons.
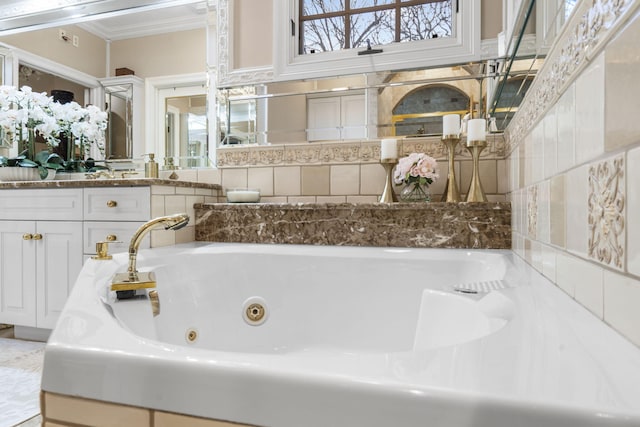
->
165;93;208;167
0;0;578;159
104;82;133;159
0;0;207;164
215;0;582;148
217;61;530;146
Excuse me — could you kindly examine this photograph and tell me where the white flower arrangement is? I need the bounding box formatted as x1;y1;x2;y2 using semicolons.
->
0;85;108;160
0;85;60;149
51;101;108;157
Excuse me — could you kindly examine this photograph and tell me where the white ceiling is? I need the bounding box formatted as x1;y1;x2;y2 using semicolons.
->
77;2;208;41
0;0;208;39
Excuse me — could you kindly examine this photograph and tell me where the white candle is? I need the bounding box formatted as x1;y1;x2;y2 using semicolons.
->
442;114;460;136
467;119;486;141
380;138;398;160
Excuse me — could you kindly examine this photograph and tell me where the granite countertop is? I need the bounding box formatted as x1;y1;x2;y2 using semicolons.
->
0;178;221;190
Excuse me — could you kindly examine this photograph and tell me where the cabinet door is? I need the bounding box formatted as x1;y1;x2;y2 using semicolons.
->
341;94;366;139
307;97;341;141
0;221;37;327
35;221;83;329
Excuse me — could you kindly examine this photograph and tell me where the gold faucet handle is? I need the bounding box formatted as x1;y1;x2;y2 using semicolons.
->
92;240;122;260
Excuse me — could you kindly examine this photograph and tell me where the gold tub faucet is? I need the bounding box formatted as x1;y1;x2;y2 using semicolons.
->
110;213;190;299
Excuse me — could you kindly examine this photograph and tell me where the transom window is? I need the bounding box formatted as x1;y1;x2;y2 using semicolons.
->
299;0;454;54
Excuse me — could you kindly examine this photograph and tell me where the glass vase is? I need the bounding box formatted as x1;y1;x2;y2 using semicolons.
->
399;181;431;203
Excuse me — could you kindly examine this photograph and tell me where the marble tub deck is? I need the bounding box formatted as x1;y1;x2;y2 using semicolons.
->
195;202;511;249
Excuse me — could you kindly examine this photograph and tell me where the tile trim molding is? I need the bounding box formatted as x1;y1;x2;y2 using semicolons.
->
217;134;505;168
505;0;639;153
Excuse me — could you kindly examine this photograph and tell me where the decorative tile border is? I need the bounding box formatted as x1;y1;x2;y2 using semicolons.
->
588;155;625;269
217;134;505;168
505;0;638;153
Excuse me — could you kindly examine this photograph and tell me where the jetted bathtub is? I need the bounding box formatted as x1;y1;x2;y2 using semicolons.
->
42;243;640;427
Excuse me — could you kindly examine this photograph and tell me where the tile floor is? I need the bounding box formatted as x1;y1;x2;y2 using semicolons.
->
0;326;43;427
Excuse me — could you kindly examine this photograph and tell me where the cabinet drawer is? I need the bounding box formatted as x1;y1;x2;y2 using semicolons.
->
84;187;150;221
0;188;82;221
84;221;149;254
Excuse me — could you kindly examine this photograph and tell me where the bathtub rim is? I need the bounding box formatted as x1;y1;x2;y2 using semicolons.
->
41;242;640;427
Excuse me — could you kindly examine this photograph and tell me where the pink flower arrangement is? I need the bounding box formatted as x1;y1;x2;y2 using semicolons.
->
393;152;439;186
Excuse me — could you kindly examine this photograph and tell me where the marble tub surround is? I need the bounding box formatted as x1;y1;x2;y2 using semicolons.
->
506;2;640;347
217;135;507;204
195;202;511;249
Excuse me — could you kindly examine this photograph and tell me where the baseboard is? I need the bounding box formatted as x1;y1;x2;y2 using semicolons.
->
14;325;51;342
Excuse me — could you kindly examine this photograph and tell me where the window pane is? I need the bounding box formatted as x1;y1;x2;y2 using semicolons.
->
400;1;452;41
302;16;346;53
351;0;395;9
302;0;344;17
350;10;395;48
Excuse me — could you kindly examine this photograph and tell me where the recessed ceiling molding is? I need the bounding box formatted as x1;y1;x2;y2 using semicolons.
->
77;4;207;40
0;0;204;36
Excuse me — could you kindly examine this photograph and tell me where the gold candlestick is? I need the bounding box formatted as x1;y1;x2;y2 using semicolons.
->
465;139;488;202
379;159;398;203
441;134;461;202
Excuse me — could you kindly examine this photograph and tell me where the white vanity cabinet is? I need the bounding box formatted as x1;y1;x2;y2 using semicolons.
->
0;189;83;330
83;187;150;257
0;186;151;336
0;182;215;340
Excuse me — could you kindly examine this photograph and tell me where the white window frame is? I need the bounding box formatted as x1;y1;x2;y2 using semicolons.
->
273;0;481;82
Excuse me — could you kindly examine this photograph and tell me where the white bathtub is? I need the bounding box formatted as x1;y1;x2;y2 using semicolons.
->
42;243;640;427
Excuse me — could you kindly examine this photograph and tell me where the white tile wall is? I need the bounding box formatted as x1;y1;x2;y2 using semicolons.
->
556;83;576;173
541;244;557;283
575;53;605;166
331;165;360;195
274;167;301;196
604;270;640;345
506;11;640;348
248;167;274;196
565;164;589;257
537;180;550;245
627;146;640;277
543;106;558;179
531;122;544;184
221;168;248;191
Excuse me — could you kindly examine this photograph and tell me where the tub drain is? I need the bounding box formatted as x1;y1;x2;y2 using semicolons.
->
242;297;269;326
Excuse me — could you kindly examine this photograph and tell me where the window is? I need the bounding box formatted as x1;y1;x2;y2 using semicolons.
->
299;0;454;54
392;84;469;136
274;0;479;82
